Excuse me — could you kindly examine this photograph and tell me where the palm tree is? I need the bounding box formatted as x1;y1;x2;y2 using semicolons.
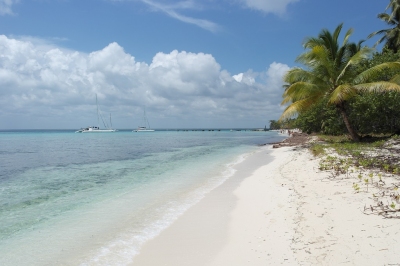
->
368;0;400;53
281;24;400;141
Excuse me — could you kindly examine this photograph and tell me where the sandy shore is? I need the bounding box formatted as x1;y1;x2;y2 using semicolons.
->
131;145;400;265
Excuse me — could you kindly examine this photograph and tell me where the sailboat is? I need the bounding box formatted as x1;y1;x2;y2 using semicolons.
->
76;94;117;133
133;108;155;132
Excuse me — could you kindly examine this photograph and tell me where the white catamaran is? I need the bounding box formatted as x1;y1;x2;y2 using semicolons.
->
76;95;117;133
133;108;155;132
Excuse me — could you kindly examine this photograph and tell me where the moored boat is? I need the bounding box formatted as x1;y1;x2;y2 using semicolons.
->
76;94;117;133
76;126;116;133
133;108;155;132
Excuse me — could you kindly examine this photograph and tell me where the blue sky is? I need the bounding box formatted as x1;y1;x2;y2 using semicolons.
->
0;0;390;129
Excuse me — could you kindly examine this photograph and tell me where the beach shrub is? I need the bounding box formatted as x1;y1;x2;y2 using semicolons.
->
294;99;346;135
310;143;326;156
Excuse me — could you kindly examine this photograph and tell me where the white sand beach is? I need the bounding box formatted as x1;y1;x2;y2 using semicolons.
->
131;145;400;265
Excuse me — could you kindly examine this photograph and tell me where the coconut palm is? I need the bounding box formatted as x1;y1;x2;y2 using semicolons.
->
368;0;400;53
281;24;400;141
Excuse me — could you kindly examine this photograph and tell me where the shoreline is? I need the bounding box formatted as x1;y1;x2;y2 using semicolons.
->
130;141;400;265
130;145;283;265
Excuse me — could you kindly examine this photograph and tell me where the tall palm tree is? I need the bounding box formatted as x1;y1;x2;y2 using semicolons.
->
368;0;400;53
281;24;400;141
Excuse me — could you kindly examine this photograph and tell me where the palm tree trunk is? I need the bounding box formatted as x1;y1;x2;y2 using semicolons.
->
337;103;360;142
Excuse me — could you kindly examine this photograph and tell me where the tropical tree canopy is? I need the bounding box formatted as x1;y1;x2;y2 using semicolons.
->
369;0;400;53
281;23;400;141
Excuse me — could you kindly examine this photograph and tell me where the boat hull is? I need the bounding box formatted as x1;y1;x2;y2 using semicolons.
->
75;95;117;133
133;129;155;132
76;128;117;133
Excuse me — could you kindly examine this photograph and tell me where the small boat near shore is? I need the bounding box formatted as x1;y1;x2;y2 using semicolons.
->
76;94;117;133
133;108;155;132
133;127;155;132
75;126;117;133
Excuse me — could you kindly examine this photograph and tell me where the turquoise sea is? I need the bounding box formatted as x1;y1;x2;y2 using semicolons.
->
0;129;285;265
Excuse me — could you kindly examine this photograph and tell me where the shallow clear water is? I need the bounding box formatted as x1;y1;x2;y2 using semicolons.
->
0;129;285;265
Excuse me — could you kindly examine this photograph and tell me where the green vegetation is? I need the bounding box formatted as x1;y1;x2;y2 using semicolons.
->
314;137;391;172
293;49;400;136
280;23;400;142
277;1;400;141
275;1;400;218
269;119;295;130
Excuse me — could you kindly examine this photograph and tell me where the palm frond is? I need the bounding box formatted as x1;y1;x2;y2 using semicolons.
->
329;84;357;104
312;45;334;68
321;28;339;59
377;13;397;25
332;23;343;45
387;0;400;21
282;82;322;104
389;73;400;84
280;96;322;121
303;37;324;49
282;82;312;100
375;35;390;48
336;47;374;83
354;62;400;84
342;27;354;46
377;13;391;21
368;28;392;39
283;68;313;84
353;81;400;93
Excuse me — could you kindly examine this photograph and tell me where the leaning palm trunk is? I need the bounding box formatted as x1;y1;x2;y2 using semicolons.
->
337;103;360;142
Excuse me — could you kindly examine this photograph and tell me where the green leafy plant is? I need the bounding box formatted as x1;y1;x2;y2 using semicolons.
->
364;178;370;192
384;164;390;172
369;172;374;184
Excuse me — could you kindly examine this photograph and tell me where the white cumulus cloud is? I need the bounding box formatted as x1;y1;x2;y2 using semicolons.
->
265;62;291;90
0;35;289;129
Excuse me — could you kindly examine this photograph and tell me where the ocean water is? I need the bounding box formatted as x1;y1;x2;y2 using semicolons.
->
0;129;285;265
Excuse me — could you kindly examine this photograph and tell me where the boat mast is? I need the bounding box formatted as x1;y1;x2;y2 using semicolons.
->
144;107;151;129
96;94;100;128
